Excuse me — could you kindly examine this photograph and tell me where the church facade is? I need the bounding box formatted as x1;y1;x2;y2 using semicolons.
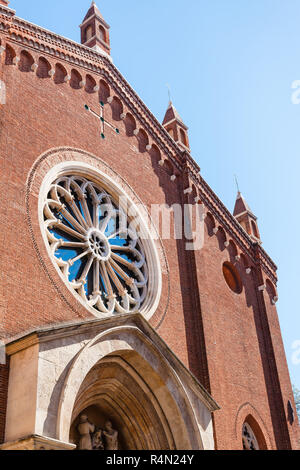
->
0;0;298;450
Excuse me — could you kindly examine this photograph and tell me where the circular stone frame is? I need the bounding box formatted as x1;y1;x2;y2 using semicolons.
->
38;160;163;321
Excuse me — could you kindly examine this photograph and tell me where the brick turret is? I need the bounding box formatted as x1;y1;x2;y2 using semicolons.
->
234;192;261;243
80;1;110;56
162;101;190;151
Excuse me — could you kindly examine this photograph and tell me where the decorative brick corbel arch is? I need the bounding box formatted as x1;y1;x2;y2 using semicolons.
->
235;402;273;450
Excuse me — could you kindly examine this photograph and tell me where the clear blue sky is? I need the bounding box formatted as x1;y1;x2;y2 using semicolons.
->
10;0;300;389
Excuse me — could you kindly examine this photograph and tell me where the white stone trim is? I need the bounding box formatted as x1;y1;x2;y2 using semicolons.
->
184;187;192;195
56;325;215;449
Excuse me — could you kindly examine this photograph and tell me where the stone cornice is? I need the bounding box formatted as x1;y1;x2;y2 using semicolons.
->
0;434;76;451
0;5;278;282
0;4;15;17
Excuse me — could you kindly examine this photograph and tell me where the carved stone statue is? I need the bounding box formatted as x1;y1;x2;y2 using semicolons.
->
77;414;95;450
102;420;119;451
92;428;104;450
76;416;119;451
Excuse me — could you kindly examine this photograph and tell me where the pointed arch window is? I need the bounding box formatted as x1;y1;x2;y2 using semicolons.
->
99;25;106;42
251;220;259;239
242;423;260;450
180;129;187;146
85;25;93;42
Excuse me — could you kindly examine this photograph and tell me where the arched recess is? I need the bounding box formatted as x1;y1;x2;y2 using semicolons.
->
266;279;277;305
99;79;110;104
110;96;123;121
54;63;67;84
216;226;227;251
19;50;34;72
85;74;96;93
70;69;82;89
205;212;215;237
240;253;251;270
163;160;174;177
235;403;272;450
149;145;161;164
191;185;197;201
124;113;136;137
5;44;16;65
228;240;238;259
57;326;205;450
137;129;149;153
37;56;51;78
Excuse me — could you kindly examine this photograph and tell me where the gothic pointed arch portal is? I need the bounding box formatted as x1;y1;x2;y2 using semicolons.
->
56;323;217;450
69;353;176;450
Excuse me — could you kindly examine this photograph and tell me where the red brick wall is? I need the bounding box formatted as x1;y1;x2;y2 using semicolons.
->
0;34;298;450
189;220;299;449
0;41;192;366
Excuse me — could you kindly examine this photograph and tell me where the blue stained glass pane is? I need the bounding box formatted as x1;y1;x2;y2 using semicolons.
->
74;199;85;220
86;195;94;221
120;253;131;262
99;273;107;295
109;237;127;247
105;218;116;238
69;258;84;282
49;229;70;243
53;247;78;262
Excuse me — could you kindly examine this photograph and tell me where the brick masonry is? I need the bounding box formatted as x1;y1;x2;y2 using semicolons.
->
0;361;9;444
0;4;299;449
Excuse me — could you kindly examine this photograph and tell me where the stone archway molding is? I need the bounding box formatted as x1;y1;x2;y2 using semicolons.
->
235;402;273;450
56;325;212;450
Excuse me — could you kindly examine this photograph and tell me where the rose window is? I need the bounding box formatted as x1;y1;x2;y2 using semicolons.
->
43;175;149;315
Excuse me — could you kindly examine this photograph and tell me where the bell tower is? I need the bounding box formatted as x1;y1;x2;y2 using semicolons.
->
80;1;110;56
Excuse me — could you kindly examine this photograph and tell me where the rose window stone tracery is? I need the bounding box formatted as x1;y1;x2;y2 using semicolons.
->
43;175;149;316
